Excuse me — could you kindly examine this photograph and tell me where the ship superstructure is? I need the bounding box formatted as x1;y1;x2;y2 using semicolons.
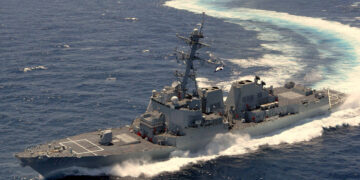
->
15;13;346;178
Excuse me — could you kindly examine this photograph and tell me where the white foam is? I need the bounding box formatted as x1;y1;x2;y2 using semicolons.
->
105;76;117;82
230;54;304;85
303;69;323;83
124;17;138;21
196;52;304;94
23;65;47;72
195;28;306;91
351;2;360;7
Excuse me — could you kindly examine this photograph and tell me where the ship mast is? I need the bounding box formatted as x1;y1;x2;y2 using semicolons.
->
176;12;208;98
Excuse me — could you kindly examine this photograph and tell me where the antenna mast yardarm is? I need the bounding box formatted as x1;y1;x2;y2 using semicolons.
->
176;12;207;98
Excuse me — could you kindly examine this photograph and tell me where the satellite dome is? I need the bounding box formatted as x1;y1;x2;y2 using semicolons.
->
171;96;179;104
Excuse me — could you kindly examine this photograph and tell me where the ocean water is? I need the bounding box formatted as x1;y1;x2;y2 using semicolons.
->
1;0;360;179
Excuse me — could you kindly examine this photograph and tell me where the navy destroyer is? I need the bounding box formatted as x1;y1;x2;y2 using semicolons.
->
15;13;346;178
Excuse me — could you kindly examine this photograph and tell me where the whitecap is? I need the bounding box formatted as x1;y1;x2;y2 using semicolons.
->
124;17;138;21
23;65;48;72
105;77;117;82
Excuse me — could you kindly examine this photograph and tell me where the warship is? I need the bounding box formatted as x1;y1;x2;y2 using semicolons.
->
15;13;346;178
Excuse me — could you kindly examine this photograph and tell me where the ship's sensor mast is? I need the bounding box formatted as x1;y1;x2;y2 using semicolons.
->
175;12;224;98
176;12;209;98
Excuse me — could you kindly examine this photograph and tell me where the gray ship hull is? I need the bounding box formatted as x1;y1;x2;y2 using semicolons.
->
18;148;175;177
235;103;331;136
18;103;331;178
21;149;174;177
175;102;332;152
16;126;176;178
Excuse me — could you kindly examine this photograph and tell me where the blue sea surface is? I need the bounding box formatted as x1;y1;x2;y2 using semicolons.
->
0;0;360;179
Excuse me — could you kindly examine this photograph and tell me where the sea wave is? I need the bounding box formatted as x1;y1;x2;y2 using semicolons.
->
23;66;48;72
